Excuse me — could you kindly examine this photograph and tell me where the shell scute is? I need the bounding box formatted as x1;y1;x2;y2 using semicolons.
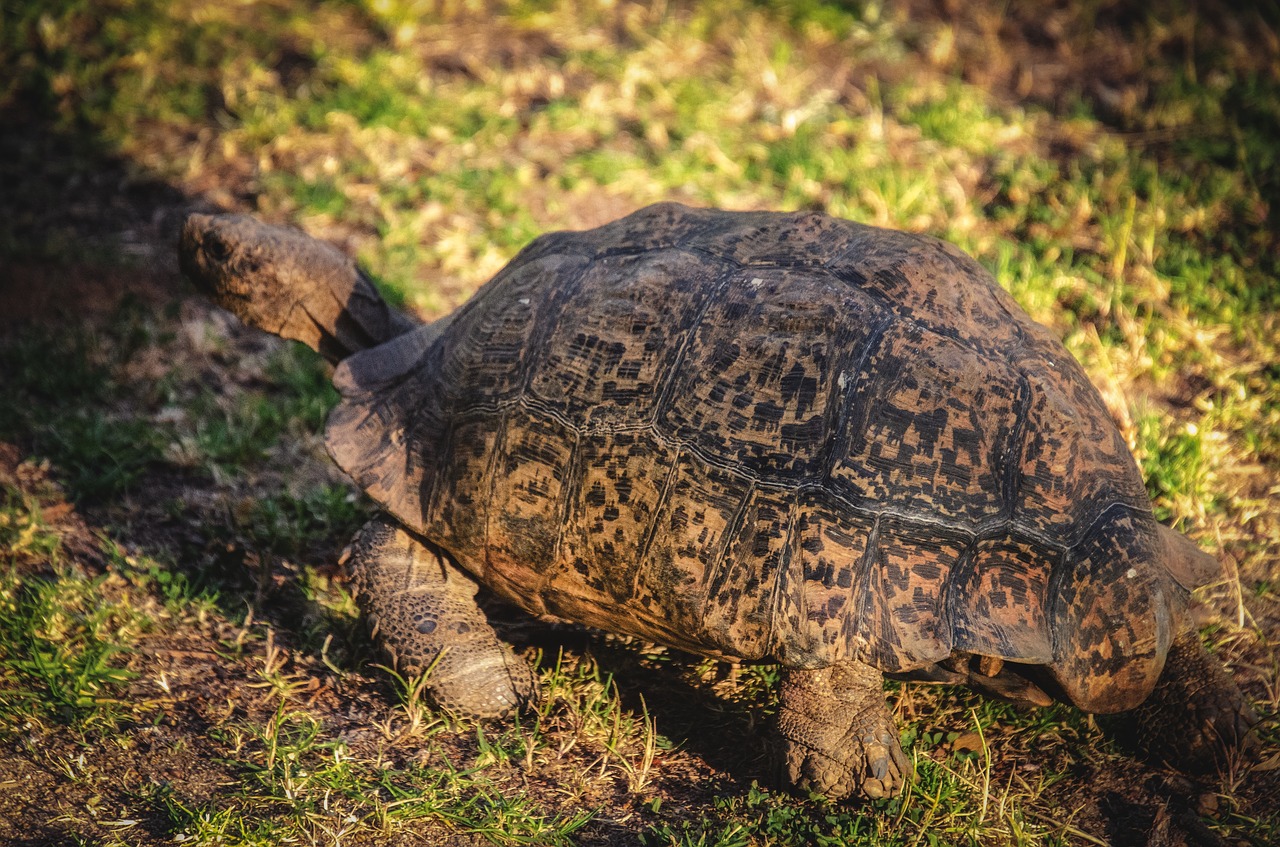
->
606;448;749;652
950;536;1055;663
845;516;965;673
825;229;1026;356
439;252;590;408
488;411;576;573
697;209;866;267
527;248;723;425
701;489;794;661
426;414;503;557
1016;367;1149;539
829;321;1026;526
662;266;884;482
1048;508;1178;712
561;431;675;604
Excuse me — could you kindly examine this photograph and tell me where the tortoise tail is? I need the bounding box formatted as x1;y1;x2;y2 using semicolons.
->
180;213;418;362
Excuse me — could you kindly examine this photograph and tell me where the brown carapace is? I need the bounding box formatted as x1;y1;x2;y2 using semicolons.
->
181;203;1258;800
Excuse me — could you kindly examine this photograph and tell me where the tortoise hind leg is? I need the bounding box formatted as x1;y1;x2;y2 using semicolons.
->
1128;631;1259;774
345;516;535;717
777;662;911;800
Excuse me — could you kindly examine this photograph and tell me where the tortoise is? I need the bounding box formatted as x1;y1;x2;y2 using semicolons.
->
179;203;1258;800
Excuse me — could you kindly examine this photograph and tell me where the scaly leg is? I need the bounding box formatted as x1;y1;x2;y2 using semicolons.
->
345;516;534;717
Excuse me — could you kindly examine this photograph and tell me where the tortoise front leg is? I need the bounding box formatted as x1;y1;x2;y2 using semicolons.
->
1128;631;1259;774
345;516;534;717
777;662;910;800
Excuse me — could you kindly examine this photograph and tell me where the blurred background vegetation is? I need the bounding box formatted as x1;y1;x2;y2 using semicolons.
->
0;1;1277;844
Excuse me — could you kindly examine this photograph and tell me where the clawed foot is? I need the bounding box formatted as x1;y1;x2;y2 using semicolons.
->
784;719;910;800
374;587;536;717
777;663;911;801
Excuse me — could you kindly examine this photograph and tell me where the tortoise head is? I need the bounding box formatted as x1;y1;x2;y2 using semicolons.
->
180;213;367;360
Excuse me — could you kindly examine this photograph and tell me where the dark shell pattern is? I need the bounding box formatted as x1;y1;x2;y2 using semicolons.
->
327;203;1188;712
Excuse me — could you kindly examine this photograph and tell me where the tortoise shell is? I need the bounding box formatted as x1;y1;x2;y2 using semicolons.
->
326;203;1204;713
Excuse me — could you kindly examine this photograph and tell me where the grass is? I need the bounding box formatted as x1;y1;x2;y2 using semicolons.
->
0;486;147;733
156;704;596;845
0;327;164;503
0;566;144;731
0;0;1277;844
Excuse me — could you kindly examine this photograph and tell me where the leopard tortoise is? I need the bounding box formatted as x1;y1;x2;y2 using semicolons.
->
180;203;1257;800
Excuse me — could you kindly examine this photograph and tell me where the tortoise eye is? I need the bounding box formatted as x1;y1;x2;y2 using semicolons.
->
204;233;233;262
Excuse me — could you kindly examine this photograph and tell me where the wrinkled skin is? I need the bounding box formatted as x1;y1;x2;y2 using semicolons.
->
180;213;416;362
345;517;535;717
